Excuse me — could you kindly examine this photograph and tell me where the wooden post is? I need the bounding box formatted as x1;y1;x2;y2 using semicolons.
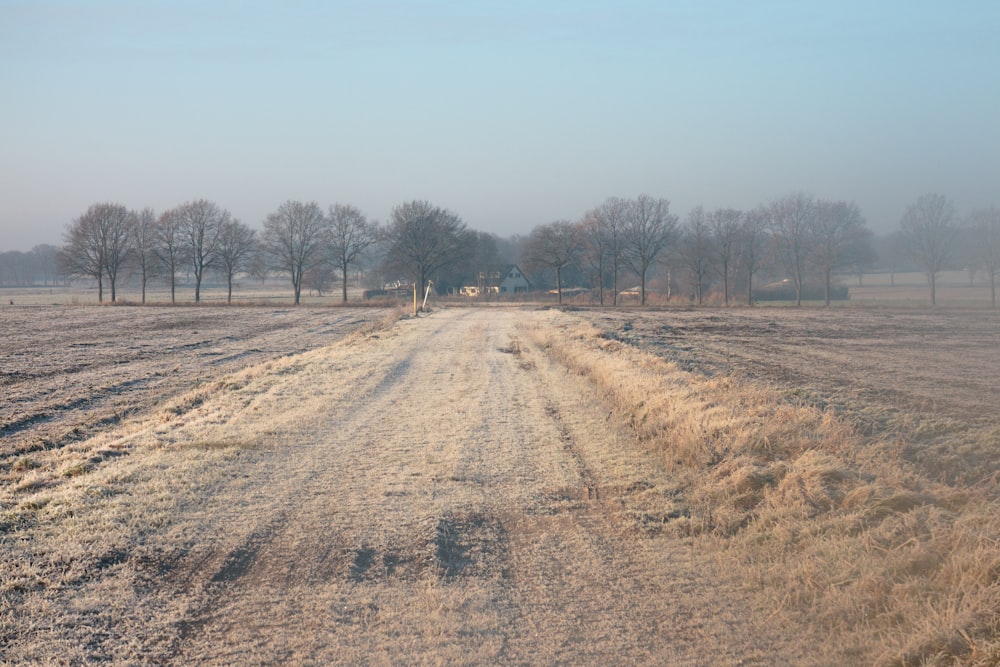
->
413;279;418;316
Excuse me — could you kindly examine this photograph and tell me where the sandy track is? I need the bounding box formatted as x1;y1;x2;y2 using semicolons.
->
3;308;796;665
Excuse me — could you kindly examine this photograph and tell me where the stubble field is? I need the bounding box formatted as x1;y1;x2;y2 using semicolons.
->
1;302;998;665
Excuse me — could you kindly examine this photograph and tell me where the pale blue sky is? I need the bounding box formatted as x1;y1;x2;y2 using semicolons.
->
2;1;998;250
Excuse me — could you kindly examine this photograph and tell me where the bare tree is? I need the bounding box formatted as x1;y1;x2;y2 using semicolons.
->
810;200;872;306
263;200;329;305
59;202;132;302
708;208;742;306
899;193;958;306
739;208;767;306
681;206;714;305
769;192;816;306
60;209;105;301
582;197;627;305
523;221;581;304
102;206;133;303
216;219;257;303
328;203;377;302
969;205;1000;308
131;208;157;304
622;194;677;305
169;199;230;302
155;208;186;304
382;200;467;304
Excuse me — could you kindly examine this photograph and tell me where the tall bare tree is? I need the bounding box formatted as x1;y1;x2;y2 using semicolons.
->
383;200;467;304
810;200;872;306
681;206;713;305
169;199;230;302
899;193;958;306
60;208;106;301
102;205;133;303
708;208;742;306
131;208;157;304
328;203;377;303
769;192;816;306
582;197;627;305
155;208;186;304
969;205;1000;308
59;202;132;302
216;219;257;303
263;200;329;305
622;194;677;305
740;207;767;306
523;221;581;304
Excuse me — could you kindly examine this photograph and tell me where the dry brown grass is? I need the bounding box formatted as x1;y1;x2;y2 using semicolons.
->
527;314;1000;666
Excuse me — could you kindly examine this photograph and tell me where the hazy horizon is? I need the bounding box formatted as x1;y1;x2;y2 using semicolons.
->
2;1;998;251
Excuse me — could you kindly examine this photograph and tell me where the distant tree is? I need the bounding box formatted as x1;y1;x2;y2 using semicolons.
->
968;205;1000;308
681;206;714;305
31;244;60;285
522;221;581;304
708;208;742;306
263;200;329;305
382;200;467;304
739;207;768;306
899;193;959;306
131;208;157;304
60;202;132;302
303;265;335;297
849;238;879;287
810;200;872;306
582;197;627;305
328;203;377;302
248;244;269;285
215;219;257;303
155;208;186;304
622;194;677;305
1;250;31;286
449;230;503;294
769;192;816;306
873;231;907;287
169;199;230;302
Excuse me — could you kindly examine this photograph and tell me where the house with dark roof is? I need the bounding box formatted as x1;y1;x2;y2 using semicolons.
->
461;264;531;296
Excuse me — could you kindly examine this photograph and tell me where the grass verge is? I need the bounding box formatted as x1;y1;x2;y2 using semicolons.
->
527;315;1000;666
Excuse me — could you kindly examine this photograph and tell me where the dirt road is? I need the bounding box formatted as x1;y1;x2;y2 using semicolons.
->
3;307;796;665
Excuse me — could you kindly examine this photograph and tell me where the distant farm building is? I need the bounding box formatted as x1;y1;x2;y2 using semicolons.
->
460;265;531;297
364;280;414;300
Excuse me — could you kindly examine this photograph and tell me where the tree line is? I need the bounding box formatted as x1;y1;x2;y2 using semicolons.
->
523;192;998;308
4;192;999;308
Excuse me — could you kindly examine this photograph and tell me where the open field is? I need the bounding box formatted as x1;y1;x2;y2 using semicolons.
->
1;305;388;475
2;303;999;664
